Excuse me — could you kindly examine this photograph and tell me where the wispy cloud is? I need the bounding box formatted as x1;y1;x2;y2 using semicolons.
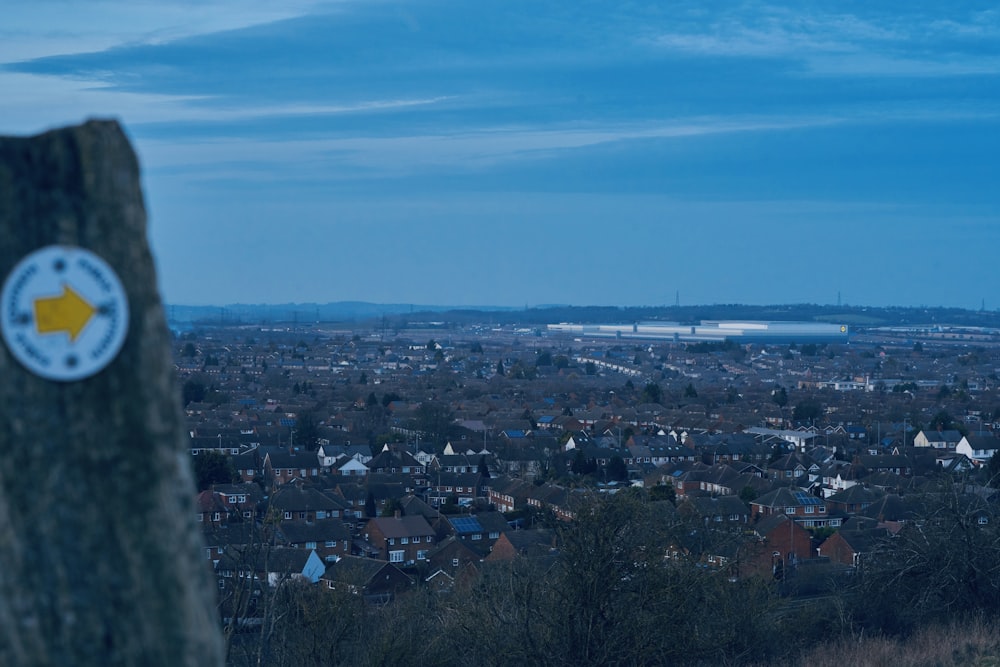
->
652;5;1000;77
0;0;344;62
138;114;845;182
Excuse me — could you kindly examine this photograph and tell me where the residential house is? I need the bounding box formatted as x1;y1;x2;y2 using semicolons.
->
318;442;372;469
527;483;578;521
855;454;913;477
488;477;534;513
443;512;508;553
860;493;923;532
766;453;811;482
201;523;258;565
336;457;370;477
748;514;813;579
956;434;1000;466
913;429;963;450
196;489;234;526
819;519;887;567
363;515;436;565
269;484;346;523
276;521;351;563
426;472;482;508
322;555;412;603
232;449;261;482
485;529;557;561
751;487;838;528
213;482;264;521
218;546;326;588
262;447;321;487
425;537;483;590
826;484;883;517
367;447;425;475
678;496;752;528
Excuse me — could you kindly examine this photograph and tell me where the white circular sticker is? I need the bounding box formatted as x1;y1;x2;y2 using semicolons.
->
1;245;129;381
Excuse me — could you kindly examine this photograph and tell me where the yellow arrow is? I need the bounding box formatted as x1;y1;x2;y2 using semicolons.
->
33;284;96;342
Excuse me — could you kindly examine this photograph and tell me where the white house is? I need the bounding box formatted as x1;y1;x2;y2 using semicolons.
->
338;457;369;476
956;435;1000;465
913;430;963;450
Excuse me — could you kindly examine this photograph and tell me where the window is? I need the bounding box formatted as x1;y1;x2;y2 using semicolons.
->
213;512;220;521
283;512;292;520
388;538;394;546
389;550;404;563
243;511;252;518
197;514;203;522
489;532;500;539
785;507;796;515
316;511;327;520
471;533;482;540
325;541;336;548
979;515;989;525
426;536;433;543
401;537;409;544
417;550;428;560
452;558;459;567
805;506;815;514
299;512;306;519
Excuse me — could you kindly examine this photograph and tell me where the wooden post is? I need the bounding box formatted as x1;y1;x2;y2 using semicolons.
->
0;120;223;666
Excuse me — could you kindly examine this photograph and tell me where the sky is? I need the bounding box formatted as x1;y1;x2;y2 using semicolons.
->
2;0;999;309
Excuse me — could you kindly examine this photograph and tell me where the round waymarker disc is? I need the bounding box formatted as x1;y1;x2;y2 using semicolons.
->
1;245;130;381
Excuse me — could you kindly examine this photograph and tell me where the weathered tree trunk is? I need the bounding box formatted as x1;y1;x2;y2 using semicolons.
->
0;120;223;666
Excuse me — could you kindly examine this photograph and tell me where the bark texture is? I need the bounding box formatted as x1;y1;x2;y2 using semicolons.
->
0;120;223;666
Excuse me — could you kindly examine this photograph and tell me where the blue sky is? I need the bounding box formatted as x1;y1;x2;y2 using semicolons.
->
3;1;999;309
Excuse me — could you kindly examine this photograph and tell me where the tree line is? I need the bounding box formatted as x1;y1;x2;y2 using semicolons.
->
220;477;1000;666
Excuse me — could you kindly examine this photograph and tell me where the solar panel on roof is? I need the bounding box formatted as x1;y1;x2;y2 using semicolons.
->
450;517;483;533
794;491;822;505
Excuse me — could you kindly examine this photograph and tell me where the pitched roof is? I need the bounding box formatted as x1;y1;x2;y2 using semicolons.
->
368;514;435;539
324;555;410;586
827;484;883;505
270;485;345;512
277;521;351;544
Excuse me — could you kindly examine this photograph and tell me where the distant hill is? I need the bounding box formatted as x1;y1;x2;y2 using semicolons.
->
165;301;1000;330
166;301;520;325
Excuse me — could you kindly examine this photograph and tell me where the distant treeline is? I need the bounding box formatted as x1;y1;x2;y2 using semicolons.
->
169;301;1000;330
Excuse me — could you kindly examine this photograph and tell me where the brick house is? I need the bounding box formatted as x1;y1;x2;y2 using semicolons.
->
363;515;436;565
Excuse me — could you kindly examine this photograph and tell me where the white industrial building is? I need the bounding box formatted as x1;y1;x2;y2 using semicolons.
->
547;320;849;344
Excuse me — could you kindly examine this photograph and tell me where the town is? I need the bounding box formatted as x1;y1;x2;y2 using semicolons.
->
178;309;1000;665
